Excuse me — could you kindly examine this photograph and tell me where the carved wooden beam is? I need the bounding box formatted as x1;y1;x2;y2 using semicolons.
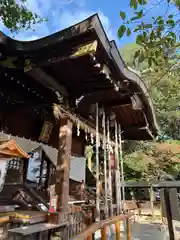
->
100;64;121;92
37;40;98;67
70;40;98;59
28;68;68;97
75;88;127;109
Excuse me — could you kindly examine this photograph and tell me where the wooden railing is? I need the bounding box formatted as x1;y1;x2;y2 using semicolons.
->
71;213;133;240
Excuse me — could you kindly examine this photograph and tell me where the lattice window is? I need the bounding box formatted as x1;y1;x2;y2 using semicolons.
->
8;158;20;170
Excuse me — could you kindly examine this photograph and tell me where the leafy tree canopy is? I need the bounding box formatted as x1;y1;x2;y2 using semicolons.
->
120;42;180;139
0;0;44;32
118;0;180;70
123;140;180;182
120;40;180;182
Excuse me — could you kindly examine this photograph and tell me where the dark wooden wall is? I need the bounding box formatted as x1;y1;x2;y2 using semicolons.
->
2;109;85;157
6;169;21;183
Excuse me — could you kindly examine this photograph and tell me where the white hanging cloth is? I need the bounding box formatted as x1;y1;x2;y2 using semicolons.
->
0;159;9;193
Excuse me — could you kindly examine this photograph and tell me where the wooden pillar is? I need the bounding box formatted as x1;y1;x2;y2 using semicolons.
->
95;103;100;221
101;226;108;240
107;118;113;217
150;185;154;217
46;160;51;188
126;219;130;240
87;235;93;240
20;158;25;184
39;147;44;188
55;116;73;223
115;120;120;215
115;222;120;240
118;124;125;211
164;188;175;240
103;110;108;219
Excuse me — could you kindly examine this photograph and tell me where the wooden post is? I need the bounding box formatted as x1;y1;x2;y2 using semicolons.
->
115;120;120;215
150;185;154;217
107;118;113;217
101;226;108;240
115;222;120;240
55;116;73;223
38;147;44;188
118;124;125;211
46;160;51;191
87;235;93;240
19;158;24;184
103;110;108;219
164;188;175;240
95;103;100;221
126;219;130;240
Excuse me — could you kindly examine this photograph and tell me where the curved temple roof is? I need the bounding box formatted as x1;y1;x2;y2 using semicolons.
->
0;140;29;159
0;14;159;140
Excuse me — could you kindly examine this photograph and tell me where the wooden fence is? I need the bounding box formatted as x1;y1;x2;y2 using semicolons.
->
71;213;133;240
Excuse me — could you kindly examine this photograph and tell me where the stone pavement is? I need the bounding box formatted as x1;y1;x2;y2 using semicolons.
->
96;216;180;239
129;222;168;240
110;221;168;240
96;217;169;240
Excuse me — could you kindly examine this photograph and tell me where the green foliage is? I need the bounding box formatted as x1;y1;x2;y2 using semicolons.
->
120;11;126;20
120;40;180;182
123;140;180;182
120;43;147;69
120;42;180;140
0;0;44;31
127;28;131;36
118;25;126;38
118;0;180;69
145;69;180;139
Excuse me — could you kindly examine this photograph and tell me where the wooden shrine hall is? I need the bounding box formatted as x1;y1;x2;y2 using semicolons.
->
0;14;158;240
